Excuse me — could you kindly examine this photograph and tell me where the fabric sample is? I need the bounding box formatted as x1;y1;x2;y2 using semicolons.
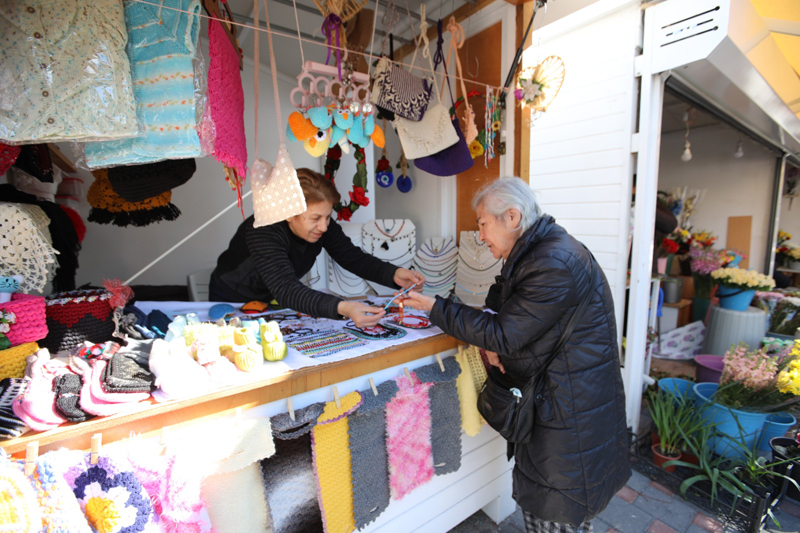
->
386;373;434;500
0;0;138;143
312;391;363;533
416;357;463;475
349;379;398;529
261;403;325;533
207;17;247;177
26;452;93;533
87;169;181;228
0;455;41;533
456;346;484;436
85;0;202;167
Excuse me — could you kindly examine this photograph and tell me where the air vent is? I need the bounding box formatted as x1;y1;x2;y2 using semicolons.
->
657;6;721;48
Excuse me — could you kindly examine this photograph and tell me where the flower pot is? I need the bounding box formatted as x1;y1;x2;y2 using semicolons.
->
681;451;700;466
657;257;668;275
658;377;694;402
692;297;711;322
758;412;797;451
717;285;756;312
694;355;724;384
770;436;800;501
662;277;684;304
693;382;770;460
651;443;681;472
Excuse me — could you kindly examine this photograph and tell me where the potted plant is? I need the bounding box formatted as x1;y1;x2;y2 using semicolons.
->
689;247;724;322
770;435;800;502
767;297;800;337
710;268;775;312
648;388;682;471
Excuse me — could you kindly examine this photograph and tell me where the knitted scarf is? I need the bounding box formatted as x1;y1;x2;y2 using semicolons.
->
456;346;484;436
415;357;463;475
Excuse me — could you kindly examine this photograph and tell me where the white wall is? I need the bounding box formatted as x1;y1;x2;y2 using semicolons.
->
657;124;778;272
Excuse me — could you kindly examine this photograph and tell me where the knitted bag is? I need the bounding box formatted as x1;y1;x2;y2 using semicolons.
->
0;342;38;381
0;294;47;346
40;290;115;353
88;169;181;227
107;158;197;203
371;56;433;122
348;379;399;529
415;357;464;475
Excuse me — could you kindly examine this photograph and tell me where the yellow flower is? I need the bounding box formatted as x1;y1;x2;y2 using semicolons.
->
468;140;484;159
778;359;800;396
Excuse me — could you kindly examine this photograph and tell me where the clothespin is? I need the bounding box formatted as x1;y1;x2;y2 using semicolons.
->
404;367;412;380
369;377;379;397
435;353;445;373
90;434;102;465
287;397;296;422
24;442;38;476
333;386;341;409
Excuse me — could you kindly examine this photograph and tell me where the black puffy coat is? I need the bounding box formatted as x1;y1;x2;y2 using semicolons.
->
430;215;630;526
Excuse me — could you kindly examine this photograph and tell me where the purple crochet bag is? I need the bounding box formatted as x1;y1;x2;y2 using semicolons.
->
414;21;473;177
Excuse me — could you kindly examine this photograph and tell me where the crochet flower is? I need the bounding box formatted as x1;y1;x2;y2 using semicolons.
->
349;186;370;207
468;140;484;158
517;78;543;104
73;466;153;533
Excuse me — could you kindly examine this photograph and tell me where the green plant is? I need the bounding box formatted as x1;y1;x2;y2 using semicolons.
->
648;388;681;456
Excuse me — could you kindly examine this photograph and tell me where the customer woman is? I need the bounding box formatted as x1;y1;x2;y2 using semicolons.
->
403;177;629;532
210;168;424;328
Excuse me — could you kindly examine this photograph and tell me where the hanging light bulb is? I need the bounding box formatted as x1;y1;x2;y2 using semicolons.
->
681;140;692;162
734;140;744;158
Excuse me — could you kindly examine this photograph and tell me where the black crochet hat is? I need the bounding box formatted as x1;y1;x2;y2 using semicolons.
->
107;158;196;203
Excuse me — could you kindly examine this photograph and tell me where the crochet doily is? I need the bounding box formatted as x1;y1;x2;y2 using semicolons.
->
0;202;58;293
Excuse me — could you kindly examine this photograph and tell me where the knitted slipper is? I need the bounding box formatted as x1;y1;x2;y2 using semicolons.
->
149;339;210;400
0;378;29;438
77;359;143;417
90;359;150;403
386;373;434;500
12;351;69;431
102;350;156;393
349;380;399;529
53;373;90;422
415;357;463;475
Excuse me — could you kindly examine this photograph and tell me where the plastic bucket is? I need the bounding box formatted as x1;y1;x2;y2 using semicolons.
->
658;377;694;403
758;412;797;451
662;278;684;304
694;355;724;384
693;382;769;459
717;285;756;312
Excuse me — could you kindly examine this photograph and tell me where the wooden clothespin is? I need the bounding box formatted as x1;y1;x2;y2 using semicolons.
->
287;397;296;422
90;434;102;465
435;353;445;373
333;386;341;409
404;367;412;381
24;442;38;476
369;377;379;397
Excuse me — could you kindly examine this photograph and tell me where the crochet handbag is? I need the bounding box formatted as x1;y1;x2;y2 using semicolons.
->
40;290;115;353
372;56;433;122
107;158;197;203
0;293;47;346
393;17;458;161
477;261;591;444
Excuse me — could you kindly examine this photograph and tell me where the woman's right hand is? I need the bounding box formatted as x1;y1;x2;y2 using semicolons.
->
484;350;505;374
337;301;386;328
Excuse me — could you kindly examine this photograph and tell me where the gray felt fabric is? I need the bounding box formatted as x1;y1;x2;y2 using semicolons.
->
349;379;398;529
416;357;463;475
271;402;324;440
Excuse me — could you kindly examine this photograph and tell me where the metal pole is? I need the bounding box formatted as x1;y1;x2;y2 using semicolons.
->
766;153;788;275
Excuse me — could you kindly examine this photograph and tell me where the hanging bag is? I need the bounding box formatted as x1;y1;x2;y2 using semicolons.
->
251;0;307;227
477;261;592;444
371;42;434;121
413;19;474;175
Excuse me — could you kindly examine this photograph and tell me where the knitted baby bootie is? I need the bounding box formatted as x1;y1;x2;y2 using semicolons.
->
192;330;221;365
232;345;261;372
260;322;287;362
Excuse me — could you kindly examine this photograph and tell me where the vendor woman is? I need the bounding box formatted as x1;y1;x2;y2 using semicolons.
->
209;168;425;328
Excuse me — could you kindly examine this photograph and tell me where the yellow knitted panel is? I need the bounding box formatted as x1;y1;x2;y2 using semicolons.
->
0;342;38;381
313;391;362;533
462;345;488;393
456;347;483;437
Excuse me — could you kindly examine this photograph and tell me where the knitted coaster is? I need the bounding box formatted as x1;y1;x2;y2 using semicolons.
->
103;350;156;393
26;452;93;533
53;373;90;422
349;379;399;529
271;402;324;440
0;454;41;532
260;434;323;533
386;373;434;500
455;347;483;436
312;391;363;533
416;357;463;475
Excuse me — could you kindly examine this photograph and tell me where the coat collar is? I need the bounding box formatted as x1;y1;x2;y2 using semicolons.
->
503;215;556;275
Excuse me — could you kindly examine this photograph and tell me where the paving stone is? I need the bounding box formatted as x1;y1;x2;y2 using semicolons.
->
650;480;674;497
780;500;800;520
685;525;709;533
449;511;499;533
647;519;679;533
617;485;639;504
503;507;525;532
497;522;523;533
595;492;655;532
692;512;724;533
632;484;696;532
627;470;654;493
591;518;612;532
604;529;621;533
768;506;800;532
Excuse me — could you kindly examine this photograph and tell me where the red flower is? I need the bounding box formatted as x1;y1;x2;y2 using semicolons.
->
349;186;370;207
661;238;679;255
337;206;353;221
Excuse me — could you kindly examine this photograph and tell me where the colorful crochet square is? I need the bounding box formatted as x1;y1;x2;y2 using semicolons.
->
0;342;38;381
26;452;93;532
287;329;368;358
0;456;41;533
0;293;47;347
312;391;363;533
386;373;434;500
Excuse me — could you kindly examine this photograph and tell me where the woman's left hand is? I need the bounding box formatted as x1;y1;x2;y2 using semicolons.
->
401;290;435;313
394;267;425;290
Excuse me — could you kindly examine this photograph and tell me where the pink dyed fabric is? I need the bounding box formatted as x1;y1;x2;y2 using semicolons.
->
207;17;247;177
385;373;434;500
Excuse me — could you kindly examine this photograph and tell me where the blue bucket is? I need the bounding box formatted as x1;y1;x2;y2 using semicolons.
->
757;412;797;451
658;378;695;403
693;382;769;459
717;285;756;311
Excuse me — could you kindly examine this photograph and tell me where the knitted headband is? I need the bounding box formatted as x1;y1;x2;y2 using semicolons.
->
107;158;197;203
88;169;181;227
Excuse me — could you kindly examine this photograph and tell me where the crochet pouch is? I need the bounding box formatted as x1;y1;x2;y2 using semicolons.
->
41;290;115;353
372;56;433;122
0;293;47;346
103;350;156;393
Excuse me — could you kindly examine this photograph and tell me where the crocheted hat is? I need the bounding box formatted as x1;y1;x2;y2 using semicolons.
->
107;158;196;203
88;169;181;227
40;290;115;354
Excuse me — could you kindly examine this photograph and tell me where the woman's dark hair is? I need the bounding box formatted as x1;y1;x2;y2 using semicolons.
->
296;168;341;206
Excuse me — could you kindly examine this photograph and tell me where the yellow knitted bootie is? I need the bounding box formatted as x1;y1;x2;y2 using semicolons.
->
260;321;288;362
233;345;261;372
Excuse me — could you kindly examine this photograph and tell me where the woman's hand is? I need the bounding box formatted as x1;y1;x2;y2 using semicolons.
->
394;267;425;290
337;301;385;328
484;349;505;374
401;290;435;313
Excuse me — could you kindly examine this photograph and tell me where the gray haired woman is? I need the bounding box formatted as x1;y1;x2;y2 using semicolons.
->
404;177;630;532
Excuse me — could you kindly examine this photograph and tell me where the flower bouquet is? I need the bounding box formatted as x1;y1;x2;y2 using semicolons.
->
710;267;774;311
690;248;724;299
690;230;717;250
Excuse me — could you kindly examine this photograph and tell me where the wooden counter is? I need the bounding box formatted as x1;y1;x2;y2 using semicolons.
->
1;334;461;456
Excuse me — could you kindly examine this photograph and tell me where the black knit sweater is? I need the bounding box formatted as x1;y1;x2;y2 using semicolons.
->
210;216;398;319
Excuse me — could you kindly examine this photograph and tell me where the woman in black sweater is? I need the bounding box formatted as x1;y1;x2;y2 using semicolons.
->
210;168;424;328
